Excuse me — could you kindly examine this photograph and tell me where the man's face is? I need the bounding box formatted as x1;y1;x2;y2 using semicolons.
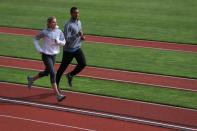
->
71;9;79;20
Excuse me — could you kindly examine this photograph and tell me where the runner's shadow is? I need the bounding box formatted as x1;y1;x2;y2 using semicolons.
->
20;92;55;100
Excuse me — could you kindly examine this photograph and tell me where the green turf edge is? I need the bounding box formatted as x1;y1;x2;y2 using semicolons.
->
1;67;197;110
2;25;197;45
1;0;197;44
1;34;197;79
1;54;197;80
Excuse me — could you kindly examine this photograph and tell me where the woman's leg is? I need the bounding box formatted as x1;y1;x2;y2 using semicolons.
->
47;55;65;102
42;55;59;94
27;54;49;88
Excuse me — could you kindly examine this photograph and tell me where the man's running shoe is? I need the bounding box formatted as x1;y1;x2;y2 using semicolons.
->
66;73;73;87
27;76;33;89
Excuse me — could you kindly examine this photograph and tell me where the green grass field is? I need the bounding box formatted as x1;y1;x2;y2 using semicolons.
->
0;0;197;110
0;0;197;44
1;67;197;109
1;34;197;78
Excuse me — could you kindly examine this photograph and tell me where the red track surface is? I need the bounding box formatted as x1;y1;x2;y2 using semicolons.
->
1;102;172;131
1;26;197;130
0;27;197;53
0;82;197;130
1;56;197;91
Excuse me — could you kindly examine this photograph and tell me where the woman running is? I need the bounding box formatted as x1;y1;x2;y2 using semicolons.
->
27;16;66;102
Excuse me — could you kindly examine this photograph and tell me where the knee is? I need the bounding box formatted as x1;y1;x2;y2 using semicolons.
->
50;72;56;83
39;71;49;77
80;61;86;69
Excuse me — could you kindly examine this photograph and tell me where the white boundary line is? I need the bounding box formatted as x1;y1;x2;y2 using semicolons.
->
1;30;197;53
87;66;197;81
0;65;42;72
85;35;197;47
1;56;197;92
0;114;96;131
86;40;197;54
0;32;33;37
80;74;197;92
0;27;38;31
1;55;197;81
1;64;197;92
1;27;197;47
1;81;197;112
0;97;196;131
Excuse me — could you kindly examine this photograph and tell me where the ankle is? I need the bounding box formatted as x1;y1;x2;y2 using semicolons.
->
68;73;72;77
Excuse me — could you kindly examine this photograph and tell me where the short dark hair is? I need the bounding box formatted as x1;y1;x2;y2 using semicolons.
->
70;7;78;13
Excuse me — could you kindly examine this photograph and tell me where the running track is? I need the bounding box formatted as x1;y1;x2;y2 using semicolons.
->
0;27;197;92
0;27;197;53
0;82;196;130
1;56;197;91
0;27;197;130
1;101;170;131
1;101;172;131
1;27;197;91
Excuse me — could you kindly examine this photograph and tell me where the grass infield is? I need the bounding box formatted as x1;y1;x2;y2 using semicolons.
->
0;0;197;44
1;67;197;109
0;34;197;78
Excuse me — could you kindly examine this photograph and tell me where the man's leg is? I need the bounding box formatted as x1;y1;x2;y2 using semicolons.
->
56;51;74;87
70;49;86;76
67;49;86;87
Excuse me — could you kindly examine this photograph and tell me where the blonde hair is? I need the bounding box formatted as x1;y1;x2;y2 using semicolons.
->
47;16;56;28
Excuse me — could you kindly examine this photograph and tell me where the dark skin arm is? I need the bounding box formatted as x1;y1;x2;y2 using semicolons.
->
78;31;85;41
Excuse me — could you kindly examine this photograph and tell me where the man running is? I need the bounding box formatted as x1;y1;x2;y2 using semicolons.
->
56;7;86;88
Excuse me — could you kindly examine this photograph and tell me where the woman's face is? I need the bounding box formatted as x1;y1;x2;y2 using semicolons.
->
48;18;57;29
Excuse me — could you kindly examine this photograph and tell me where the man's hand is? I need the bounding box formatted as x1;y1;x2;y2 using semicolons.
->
81;35;85;40
78;31;85;40
78;31;82;36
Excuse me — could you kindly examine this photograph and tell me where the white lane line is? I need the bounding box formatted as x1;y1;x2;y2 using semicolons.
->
85;35;197;47
1;30;197;53
0;32;33;37
86;40;197;54
1;55;197;81
0;97;196;131
0;114;96;131
80;74;197;92
0;81;197;112
1;64;197;92
0;63;194;92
